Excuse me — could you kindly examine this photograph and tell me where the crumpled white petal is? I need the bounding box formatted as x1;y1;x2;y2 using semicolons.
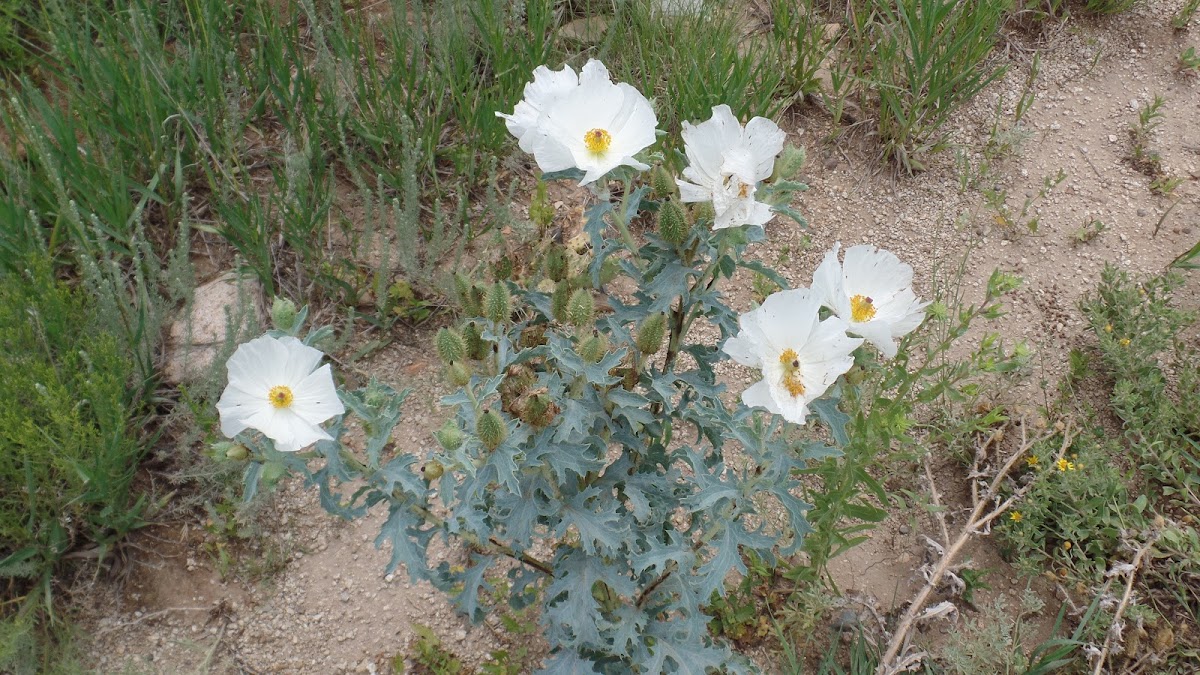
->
677;104;785;230
217;335;345;452
811;243;930;358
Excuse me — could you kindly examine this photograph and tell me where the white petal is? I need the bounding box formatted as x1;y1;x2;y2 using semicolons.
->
755;288;820;351
528;134;577;173
578;59;610;87
743;117;786;180
886;298;931;338
851;319;899;358
743;200;774;228
741;379;777;412
681;105;740;183
677;179;711;203
721;147;758;185
290;364;345;425
216;383;267;438
842;245;912;299
225;335;286;393
811;244;850;317
244;406;332;453
721;334;762;367
278;336;325;387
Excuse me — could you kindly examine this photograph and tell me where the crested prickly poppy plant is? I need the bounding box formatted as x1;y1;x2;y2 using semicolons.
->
219;63;943;673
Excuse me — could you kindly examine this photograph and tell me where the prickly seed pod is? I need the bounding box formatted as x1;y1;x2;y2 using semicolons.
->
485;282;512;323
435;327;467;365
447;361;471;387
651;165;676;198
468;284;487;317
636;313;667;355
566;288;595;328
658;199;688;244
423;459;445;481
434;419;465;451
551;281;571;323
772;143;807;182
544;244;569;282
520;393;550;428
578;331;608;363
219;442;249;461
621;366;638;390
690;201;715;227
476;408;507;450
270;296;299;332
461;322;485;360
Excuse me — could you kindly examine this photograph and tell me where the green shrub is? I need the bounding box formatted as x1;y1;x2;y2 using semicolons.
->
0;260;149;632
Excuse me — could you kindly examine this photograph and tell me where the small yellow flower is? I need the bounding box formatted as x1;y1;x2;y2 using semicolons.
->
1025;455;1040;468
1104;324;1113;333
1119;337;1131;347
1056;458;1070;471
1010;511;1023;522
1063;541;1072;551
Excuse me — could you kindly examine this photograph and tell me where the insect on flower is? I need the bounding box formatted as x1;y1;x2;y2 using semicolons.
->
217;335;345;452
722;288;862;424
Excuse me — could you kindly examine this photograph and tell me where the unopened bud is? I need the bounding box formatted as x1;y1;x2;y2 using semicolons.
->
217;442;249;461
271;296;299;332
636;313;667;354
454;274;480;316
658;199;688;244
485;282;512;323
463;322;487;360
521;393;556;428
651;166;676;197
545;245;569;282
476;408;508;450
435;327;467;365
434;419;465;450
690;202;715;227
566;289;595;328
447;361;471;387
423;460;444;481
772;144;807;181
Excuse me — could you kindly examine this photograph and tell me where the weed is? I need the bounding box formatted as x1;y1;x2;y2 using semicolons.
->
1127;96;1183;193
399;624;464;674
771;0;838;97
983;169;1067;235
1181;46;1200;71
1072;219;1107;245
1084;0;1141;13
1175;0;1200;27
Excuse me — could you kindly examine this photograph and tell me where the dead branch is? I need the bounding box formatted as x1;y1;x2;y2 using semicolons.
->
1092;533;1160;675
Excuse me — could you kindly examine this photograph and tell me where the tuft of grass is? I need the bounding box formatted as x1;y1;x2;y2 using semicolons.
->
1175;0;1200;27
1083;0;1141;13
1180;46;1200;72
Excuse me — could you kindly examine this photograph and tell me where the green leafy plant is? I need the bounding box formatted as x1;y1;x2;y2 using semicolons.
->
1181;46;1200;71
1175;0;1200;27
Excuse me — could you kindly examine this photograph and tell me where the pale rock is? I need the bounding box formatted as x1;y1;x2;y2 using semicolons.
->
163;272;262;383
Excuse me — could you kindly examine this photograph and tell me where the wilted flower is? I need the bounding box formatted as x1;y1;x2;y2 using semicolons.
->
811;243;929;359
676;104;785;230
499;59;658;186
722;288;862;424
217;335;344;452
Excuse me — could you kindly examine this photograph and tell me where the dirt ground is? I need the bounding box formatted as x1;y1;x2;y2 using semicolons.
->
77;1;1199;672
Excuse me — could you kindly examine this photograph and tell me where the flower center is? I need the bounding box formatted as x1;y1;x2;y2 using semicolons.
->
778;348;805;398
268;385;294;409
850;295;876;323
584;128;612;155
737;181;750;198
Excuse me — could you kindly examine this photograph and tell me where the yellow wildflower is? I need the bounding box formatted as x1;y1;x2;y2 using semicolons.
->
1010;511;1023;522
1119;337;1131;347
1025;455;1040;468
1104;324;1113;333
1063;541;1073;551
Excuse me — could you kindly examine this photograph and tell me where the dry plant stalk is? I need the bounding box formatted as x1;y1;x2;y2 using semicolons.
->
1091;532;1160;675
877;418;1078;674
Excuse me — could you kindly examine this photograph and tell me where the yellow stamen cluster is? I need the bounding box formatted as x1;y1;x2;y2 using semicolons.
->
778;349;805;397
850;295;877;323
737;182;750;198
1119;337;1131;347
584;128;612;155
268;385;294;409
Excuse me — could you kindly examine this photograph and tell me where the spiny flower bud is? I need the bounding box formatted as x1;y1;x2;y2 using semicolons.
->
578;331;608;363
566;289;595;328
658;199;688;244
435;327;467;365
690;201;715;227
462;322;487;360
544;244;569;282
772;143;807;182
520;393;557;428
485;282;512;323
271;296;299;332
215;441;249;461
454;274;480;316
551;281;571;323
651;165;676;197
636;313;667;355
476;408;507;450
447;361;471;387
423;459;444;481
434;419;464;450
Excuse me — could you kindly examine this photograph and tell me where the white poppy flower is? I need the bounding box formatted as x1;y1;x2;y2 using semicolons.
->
217;335;345;452
503;59;657;186
495;64;578;153
722;288;862;424
811;243;930;359
676;104;785;230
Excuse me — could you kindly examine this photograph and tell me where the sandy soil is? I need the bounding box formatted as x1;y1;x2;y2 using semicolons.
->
78;1;1198;672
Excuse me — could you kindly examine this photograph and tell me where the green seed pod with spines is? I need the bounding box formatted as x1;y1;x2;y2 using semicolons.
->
690;202;715;227
462;322;487;360
476;408;508;450
566;289;595;328
651;165;676;198
435;327;467;365
423;459;445;481
485;282;512;323
578;332;608;363
636;313;667;355
222;442;249;461
270;296;299;333
771;143;807;182
551;281;571;323
447;361;471;387
434;419;465;451
658;199;688;244
544;244;569;282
